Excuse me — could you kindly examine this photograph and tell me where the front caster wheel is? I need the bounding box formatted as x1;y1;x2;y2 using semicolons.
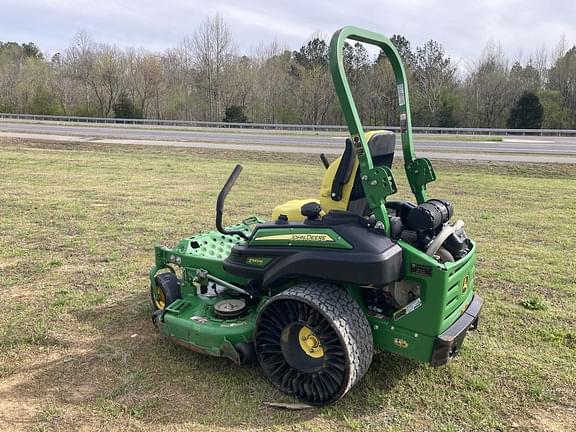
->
254;282;373;405
151;272;181;311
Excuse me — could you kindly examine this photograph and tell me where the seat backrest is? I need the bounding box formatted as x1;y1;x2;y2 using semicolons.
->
319;130;395;216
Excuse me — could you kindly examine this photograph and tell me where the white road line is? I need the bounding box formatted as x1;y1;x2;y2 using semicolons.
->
503;138;555;144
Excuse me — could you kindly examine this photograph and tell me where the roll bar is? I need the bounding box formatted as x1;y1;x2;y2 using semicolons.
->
329;26;437;234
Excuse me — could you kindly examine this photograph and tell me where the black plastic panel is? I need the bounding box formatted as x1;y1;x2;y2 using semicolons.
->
224;215;403;287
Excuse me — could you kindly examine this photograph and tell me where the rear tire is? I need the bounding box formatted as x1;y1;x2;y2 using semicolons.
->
255;282;373;405
151;272;181;311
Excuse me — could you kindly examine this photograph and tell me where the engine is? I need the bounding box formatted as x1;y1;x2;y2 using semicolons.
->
387;198;471;263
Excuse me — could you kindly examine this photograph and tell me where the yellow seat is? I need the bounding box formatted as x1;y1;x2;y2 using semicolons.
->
271;130;395;221
271;199;321;221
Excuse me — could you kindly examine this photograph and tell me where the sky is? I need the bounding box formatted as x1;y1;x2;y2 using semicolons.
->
1;0;575;69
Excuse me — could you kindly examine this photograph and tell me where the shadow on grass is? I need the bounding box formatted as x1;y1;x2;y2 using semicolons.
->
1;291;420;429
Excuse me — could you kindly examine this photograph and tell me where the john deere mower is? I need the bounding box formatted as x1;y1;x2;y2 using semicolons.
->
149;26;482;405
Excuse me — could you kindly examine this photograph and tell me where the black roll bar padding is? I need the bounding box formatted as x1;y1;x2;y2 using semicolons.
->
215;164;250;240
320;153;330;169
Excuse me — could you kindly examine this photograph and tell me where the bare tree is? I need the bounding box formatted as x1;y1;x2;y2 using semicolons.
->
462;41;511;127
192;14;234;121
292;37;335;125
65;31;95;110
221;55;255;116
253;42;294;123
412;40;457;126
294;65;335;125
368;58;399;126
88;44;125;117
161;37;197;120
0;46;21;111
548;43;576;126
126;49;163;117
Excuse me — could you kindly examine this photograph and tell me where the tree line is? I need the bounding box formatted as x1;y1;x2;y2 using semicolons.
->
1;15;575;128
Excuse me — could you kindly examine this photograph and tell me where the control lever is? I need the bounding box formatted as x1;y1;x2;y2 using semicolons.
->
215;164;250;240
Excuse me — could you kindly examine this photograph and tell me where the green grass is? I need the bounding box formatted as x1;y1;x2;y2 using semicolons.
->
0;140;574;431
520;296;549;311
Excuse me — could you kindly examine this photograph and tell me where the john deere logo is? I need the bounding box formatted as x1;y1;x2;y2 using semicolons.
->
394;338;409;349
254;233;334;242
291;234;333;242
462;275;469;293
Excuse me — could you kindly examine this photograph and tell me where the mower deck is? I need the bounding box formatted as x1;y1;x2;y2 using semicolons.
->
157;293;258;364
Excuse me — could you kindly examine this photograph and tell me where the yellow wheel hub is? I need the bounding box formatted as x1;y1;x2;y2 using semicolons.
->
154;287;166;309
298;326;324;358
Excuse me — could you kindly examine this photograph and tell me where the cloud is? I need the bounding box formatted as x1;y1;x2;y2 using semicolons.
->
0;0;575;64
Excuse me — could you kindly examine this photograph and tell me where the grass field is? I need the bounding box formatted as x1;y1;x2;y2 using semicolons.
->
0;140;574;431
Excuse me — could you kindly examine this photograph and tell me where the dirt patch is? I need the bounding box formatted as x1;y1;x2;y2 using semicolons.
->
513;403;576;431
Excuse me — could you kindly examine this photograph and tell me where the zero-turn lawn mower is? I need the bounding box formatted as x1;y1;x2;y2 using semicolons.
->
149;26;483;406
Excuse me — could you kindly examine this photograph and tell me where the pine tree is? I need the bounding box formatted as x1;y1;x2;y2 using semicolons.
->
436;98;456;127
112;93;143;119
507;91;544;129
223;105;248;123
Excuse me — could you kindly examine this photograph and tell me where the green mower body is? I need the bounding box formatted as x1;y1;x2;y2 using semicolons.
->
149;26;482;405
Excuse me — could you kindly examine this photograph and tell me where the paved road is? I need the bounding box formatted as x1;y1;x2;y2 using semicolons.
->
2;120;576;163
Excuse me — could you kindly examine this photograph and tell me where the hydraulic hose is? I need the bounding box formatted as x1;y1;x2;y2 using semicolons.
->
426;220;465;257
